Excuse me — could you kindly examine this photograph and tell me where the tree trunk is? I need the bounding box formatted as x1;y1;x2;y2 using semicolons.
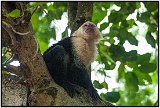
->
2;2;113;106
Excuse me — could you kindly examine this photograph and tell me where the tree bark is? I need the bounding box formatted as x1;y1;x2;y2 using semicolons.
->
2;2;113;106
68;2;78;29
2;74;28;106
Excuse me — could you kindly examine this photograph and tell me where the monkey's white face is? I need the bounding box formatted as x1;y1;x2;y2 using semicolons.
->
83;22;96;34
77;21;101;41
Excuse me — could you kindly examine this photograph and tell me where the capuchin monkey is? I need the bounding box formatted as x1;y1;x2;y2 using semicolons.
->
43;21;101;100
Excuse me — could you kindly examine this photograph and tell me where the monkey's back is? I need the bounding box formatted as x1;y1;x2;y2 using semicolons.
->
43;37;72;57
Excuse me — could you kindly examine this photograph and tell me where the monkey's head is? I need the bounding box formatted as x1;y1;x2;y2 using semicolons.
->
73;21;101;42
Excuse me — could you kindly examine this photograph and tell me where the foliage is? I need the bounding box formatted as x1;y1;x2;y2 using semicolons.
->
5;9;20;18
2;2;158;106
101;92;120;103
92;2;158;106
29;2;67;53
2;47;12;64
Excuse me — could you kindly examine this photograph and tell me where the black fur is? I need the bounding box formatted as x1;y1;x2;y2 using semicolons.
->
43;37;99;100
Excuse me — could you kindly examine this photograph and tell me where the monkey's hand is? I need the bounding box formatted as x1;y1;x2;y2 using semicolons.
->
61;82;80;98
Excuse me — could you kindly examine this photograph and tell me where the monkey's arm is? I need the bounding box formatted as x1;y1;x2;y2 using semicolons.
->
43;45;77;97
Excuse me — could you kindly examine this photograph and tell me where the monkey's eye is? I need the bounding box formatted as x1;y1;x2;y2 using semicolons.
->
84;24;87;27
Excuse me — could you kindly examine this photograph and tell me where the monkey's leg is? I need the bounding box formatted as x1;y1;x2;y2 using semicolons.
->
43;45;77;97
69;64;100;100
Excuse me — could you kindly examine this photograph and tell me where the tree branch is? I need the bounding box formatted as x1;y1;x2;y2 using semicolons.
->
2;24;17;48
2;64;22;76
2;26;12;47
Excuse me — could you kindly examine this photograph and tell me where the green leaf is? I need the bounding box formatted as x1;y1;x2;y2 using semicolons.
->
92;9;107;24
101;92;120;103
2;55;7;64
119;3;136;15
5;9;20;18
137;53;151;64
93;80;103;89
136;2;141;9
148;24;157;32
108;12;123;23
95;2;111;10
48;10;62;20
146;32;156;48
97;69;106;76
118;63;124;80
127;62;139;70
127;19;135;27
38;39;49;53
99;51;116;70
114;2;123;7
119;28;128;37
109;45;125;58
121;20;129;27
138;12;150;22
2;47;8;54
107;29;118;38
127;33;138;46
100;22;109;31
143;2;158;12
3;71;10;75
30;2;48;6
104;62;116;70
101;81;108;90
31;11;40;31
109;45;137;62
118;28;128;44
138;63;157;73
135;71;152;85
36;2;48;5
2;21;9;26
125;72;139;92
125;50;137;61
141;12;151;19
